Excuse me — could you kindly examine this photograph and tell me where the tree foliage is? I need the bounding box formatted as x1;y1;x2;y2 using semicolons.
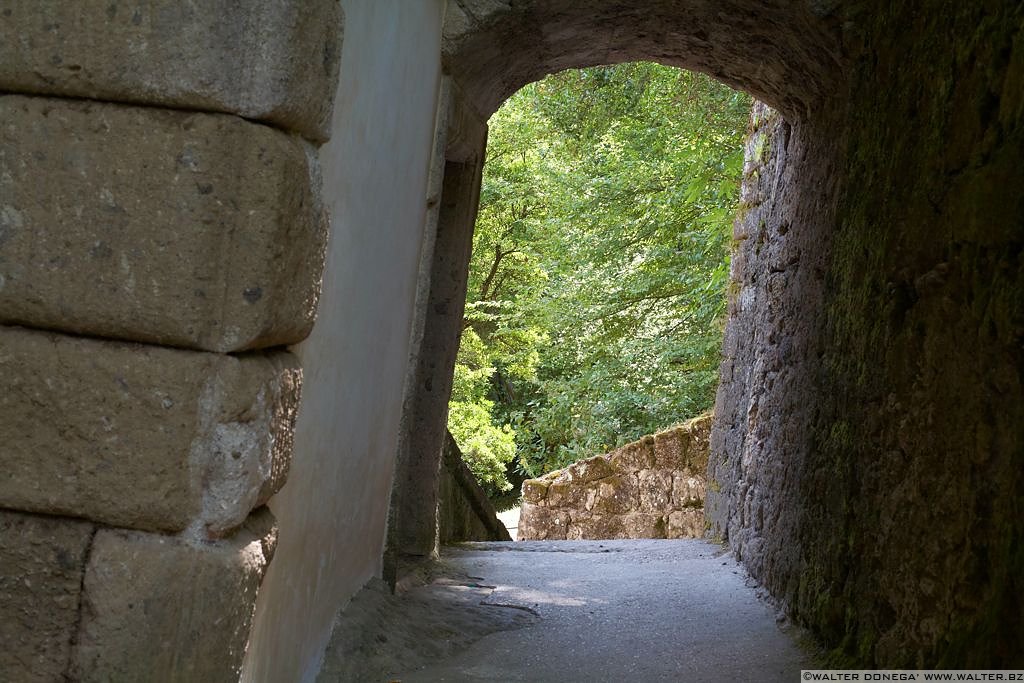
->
447;62;751;499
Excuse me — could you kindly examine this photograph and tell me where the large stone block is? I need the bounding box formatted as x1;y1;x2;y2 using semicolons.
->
0;511;95;683
545;480;587;509
653;428;687;470
685;415;713;473
609;436;655;471
0;95;327;352
0;1;343;142
567;513;626;540
653;414;714;471
621;513;667;539
0;326;300;537
667;509;704;539
585;474;638;515
521;478;551;505
562;454;616;484
518;504;570;541
672;474;706;508
73;509;276;682
637;469;675;513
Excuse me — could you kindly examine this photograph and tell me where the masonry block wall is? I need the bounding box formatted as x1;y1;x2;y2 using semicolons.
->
519;414;711;541
437;431;513;544
0;3;342;680
708;4;1024;665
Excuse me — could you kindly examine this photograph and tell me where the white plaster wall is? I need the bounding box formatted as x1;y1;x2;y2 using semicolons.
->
241;1;445;680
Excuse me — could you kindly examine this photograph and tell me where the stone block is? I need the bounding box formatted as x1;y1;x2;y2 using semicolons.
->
637;469;675;513
653;427;688;469
521;478;551;505
622;513;667;539
586;475;638;515
672;475;707;508
667;509;705;539
545;480;587;509
563;454;617;484
609;437;655;472
518;504;570;541
568;513;625;540
0;326;300;537
73;509;276;682
0;511;94;683
0;95;327;353
0;1;343;142
685;414;714;473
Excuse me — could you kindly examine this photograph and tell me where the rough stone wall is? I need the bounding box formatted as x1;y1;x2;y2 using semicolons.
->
709;2;1024;667
0;2;342;681
705;100;840;624
442;0;842;121
801;3;1023;665
438;432;513;544
519;415;711;540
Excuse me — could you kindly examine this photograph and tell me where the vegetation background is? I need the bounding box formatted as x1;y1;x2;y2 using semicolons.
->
447;63;751;505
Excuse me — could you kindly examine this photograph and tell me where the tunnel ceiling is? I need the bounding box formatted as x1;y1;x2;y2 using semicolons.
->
442;0;847;121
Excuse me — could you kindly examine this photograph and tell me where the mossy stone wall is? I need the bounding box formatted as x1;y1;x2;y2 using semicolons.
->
710;1;1023;666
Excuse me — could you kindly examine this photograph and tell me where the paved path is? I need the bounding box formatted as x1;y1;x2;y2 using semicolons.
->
394;540;816;682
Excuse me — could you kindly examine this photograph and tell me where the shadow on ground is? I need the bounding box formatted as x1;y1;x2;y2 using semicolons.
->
319;540;819;682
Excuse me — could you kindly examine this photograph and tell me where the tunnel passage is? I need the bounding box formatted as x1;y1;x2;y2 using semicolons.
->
390;0;1024;668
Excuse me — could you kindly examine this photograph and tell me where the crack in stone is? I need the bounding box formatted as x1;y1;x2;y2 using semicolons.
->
64;524;98;683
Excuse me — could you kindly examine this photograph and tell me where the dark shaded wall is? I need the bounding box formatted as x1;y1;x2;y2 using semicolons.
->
438;432;513;544
709;2;1023;667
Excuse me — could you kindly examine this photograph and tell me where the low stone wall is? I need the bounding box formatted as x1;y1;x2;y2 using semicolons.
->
438;431;513;544
518;414;712;540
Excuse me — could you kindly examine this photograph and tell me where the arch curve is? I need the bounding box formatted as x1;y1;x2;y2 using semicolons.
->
443;0;847;121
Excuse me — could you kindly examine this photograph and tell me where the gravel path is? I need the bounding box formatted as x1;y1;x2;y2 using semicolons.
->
385;539;818;682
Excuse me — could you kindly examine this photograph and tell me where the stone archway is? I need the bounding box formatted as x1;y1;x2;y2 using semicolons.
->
1;0;1019;677
389;0;1024;667
441;0;843;121
387;0;848;597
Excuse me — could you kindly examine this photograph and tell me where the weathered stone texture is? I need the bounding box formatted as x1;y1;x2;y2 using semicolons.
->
708;2;1024;666
0;326;300;537
705;103;831;588
72;509;276;682
667;509;704;538
0;95;327;353
0;0;343;142
0;511;94;683
518;504;570;541
443;0;841;120
519;414;712;540
438;432;513;544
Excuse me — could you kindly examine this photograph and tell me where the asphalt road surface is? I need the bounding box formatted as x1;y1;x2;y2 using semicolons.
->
392;539;817;682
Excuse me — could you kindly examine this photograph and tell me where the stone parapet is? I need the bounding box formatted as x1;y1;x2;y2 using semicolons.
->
0;0;343;142
518;414;712;540
438;431;513;545
0;95;327;353
0;326;300;538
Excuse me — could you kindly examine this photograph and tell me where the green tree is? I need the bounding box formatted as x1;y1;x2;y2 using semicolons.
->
448;62;750;495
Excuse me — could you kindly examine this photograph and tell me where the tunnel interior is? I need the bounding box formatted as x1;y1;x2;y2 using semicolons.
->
1;1;1019;679
390;0;1024;667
